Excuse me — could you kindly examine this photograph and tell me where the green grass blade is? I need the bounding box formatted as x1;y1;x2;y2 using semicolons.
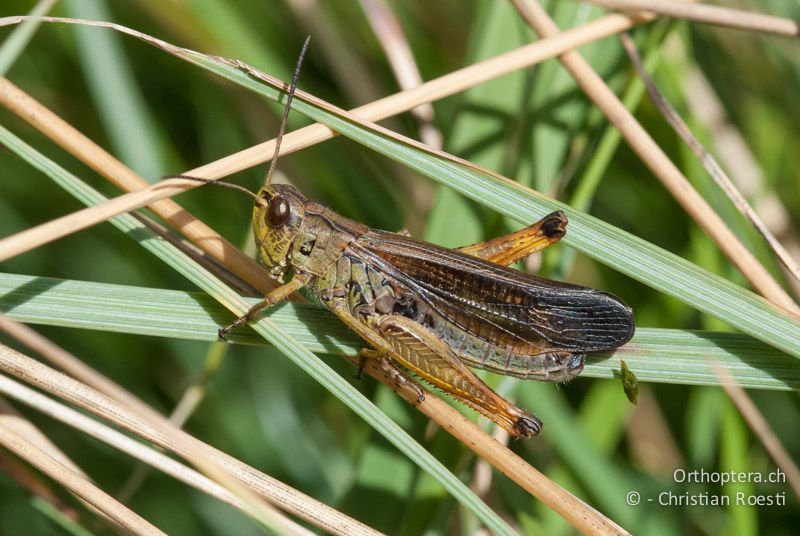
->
720;401;757;533
0;122;518;536
30;497;95;536
0;0;55;76
2;273;797;392
186;52;800;360
570;24;670;213
9;19;797;361
64;0;167;180
519;382;639;526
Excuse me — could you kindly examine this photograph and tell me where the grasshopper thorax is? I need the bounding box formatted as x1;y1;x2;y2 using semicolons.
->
252;184;307;282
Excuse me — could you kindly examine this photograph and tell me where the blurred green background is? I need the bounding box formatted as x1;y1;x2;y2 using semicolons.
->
0;0;798;534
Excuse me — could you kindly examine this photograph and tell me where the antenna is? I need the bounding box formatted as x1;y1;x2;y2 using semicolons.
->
164;175;263;204
265;35;311;186
161;38;310;199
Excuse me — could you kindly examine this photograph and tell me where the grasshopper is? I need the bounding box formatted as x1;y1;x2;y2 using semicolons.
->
173;41;634;438
222;185;634;437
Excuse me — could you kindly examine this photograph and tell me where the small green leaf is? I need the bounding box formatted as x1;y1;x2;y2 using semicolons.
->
619;360;640;405
2;273;797;392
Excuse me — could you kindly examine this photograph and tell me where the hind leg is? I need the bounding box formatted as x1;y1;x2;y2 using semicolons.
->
458;211;567;266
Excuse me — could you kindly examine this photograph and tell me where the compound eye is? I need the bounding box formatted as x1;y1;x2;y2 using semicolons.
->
266;195;290;227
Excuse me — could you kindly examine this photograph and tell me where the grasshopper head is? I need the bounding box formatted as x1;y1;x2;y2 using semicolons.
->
252;184;307;281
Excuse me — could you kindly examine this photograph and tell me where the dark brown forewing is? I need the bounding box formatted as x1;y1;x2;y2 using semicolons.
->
352;230;634;354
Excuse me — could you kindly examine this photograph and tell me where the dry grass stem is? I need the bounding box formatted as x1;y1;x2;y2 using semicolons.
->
118;346;222;503
510;0;799;314
0;396;105;525
0;12;654;262
0;316;164;422
709;359;800;500
0;396;87;477
5;267;619;532
0;78;278;295
2;316;229;507
133;212;260;296
579;0;800;37
0;445;81;521
619;32;800;288
285;0;383;106
1;6;794;535
359;0;442;149
360;358;629;536
0;343;381;536
679;59;800;299
0;102;612;529
0;176;200;263
0;256;620;531
0;374;315;535
0;413;165;535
